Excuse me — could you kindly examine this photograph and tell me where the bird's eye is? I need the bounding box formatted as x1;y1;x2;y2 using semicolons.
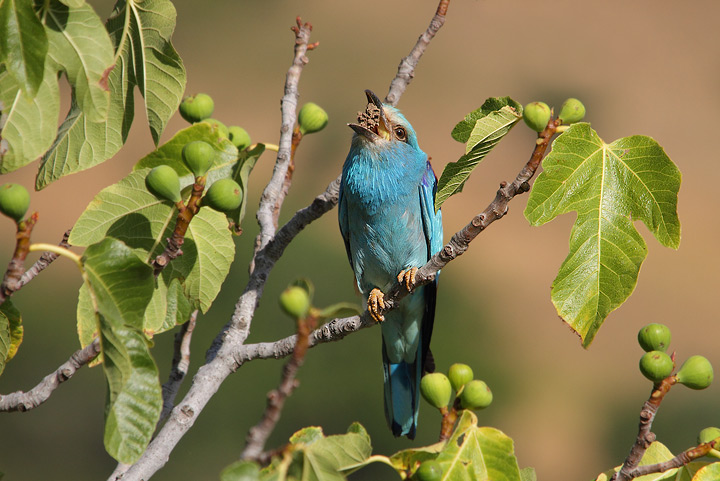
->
394;126;407;141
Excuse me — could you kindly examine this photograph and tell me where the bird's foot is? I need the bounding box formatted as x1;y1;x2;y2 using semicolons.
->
397;267;419;292
367;288;386;323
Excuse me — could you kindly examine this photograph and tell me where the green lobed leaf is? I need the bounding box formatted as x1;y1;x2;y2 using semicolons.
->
0;0;48;97
82;237;154;330
524;123;681;347
36;0;186;189
40;0;114;122
435;98;522;211
0;61;60;173
221;461;261;481
692;462;720;481
109;0;185;145
71;169;235;315
0;310;9;376
229;143;265;231
0;300;22;364
519;467;536;481
57;0;85;8
100;319;161;464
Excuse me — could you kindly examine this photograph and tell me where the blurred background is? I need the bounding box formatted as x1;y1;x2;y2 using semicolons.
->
1;0;719;479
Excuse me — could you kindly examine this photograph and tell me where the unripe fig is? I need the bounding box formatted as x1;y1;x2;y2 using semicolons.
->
676;355;714;390
414;460;442;481
523;102;551;132
145;166;181;203
182;140;215;177
202;118;229;138
558;98;586;124
203;178;242;212
179;93;214;123
228;126;251;150
698;427;720;445
448;363;474;391
637;323;671;352
298;102;328;135
420;373;452;409
639;351;673;383
279;286;311;319
0;183;30;222
460;380;493;410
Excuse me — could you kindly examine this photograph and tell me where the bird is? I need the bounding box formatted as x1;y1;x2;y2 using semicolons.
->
339;90;443;439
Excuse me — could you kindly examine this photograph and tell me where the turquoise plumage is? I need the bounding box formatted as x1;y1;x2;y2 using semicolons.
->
339;90;443;439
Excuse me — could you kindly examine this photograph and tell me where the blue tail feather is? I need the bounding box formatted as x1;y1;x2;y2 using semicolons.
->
382;344;421;439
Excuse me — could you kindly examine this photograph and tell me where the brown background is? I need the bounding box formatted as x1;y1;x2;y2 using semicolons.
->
1;1;718;480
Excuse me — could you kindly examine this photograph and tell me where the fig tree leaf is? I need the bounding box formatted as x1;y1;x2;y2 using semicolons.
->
82;237;154;330
0;300;22;365
0;61;60;173
434;410;521;481
229;143;264;232
0;0;48;97
36;0;185;189
57;0;85;8
39;0;114;122
100;319;161;464
692;462;720;481
71;169;235;315
109;0;185;146
524;123;681;347
80;238;160;463
436;97;522;211
220;461;261;481
0;310;9;376
519;467;537;481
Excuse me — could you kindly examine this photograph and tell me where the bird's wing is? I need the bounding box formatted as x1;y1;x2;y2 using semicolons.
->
419;160;443;373
338;180;354;270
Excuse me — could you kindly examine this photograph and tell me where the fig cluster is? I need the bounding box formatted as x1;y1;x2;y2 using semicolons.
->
145;139;243;214
178;93;252;150
420;363;492;412
0;183;30;223
522;97;586;132
636;323;714;389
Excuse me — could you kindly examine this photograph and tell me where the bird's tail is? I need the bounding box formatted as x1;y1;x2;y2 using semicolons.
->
382;343;421;439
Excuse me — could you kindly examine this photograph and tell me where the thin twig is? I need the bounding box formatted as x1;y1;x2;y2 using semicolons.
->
625;440;719;479
17;229;71;288
158;311;198;424
0;213;38;304
611;377;676;481
0;338;101;412
385;0;450;107
240;314;316;461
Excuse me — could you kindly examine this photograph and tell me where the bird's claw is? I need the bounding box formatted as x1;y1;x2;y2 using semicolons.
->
368;288;386;323
397;267;418;292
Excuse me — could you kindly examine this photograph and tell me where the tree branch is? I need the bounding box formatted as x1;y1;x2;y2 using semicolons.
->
625;440;719;478
158;310;198;424
0;338;100;412
17;229;71;289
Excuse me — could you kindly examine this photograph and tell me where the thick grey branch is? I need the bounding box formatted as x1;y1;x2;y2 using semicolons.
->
0;338;100;412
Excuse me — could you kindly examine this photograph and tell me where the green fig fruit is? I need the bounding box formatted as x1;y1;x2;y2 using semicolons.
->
298;102;329;135
0;183;30;222
414;460;443;481
639;351;673;383
279;286;311;319
676;355;714;390
460;380;493;410
698;427;720;445
523;101;551;132
637;323;672;352
182;140;215;177
420;373;452;409
145;166;181;203
203;178;242;212
448;363;474;391
558;98;586;124
228;126;252;150
179;93;214;123
202;118;229;138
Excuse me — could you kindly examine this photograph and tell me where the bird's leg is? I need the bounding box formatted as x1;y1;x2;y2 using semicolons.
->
367;288;386;323
397;267;419;292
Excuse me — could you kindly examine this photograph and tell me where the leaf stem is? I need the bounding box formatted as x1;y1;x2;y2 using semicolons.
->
28;243;82;268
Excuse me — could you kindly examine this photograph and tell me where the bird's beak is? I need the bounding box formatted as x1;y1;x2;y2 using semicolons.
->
348;89;392;141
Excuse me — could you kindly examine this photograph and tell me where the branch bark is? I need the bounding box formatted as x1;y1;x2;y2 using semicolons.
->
0;338;100;412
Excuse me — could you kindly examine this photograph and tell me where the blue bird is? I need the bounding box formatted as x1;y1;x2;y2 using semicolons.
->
339;90;443;439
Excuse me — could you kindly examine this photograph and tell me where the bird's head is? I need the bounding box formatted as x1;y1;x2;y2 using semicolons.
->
348;90;421;152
